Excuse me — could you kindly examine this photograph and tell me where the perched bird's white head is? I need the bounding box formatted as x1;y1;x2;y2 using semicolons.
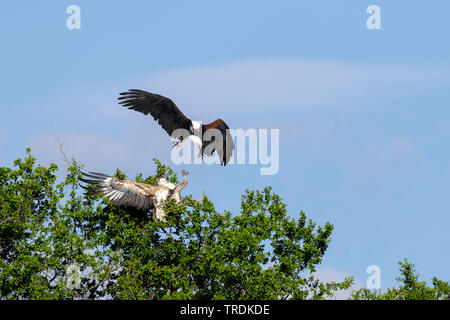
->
157;176;176;190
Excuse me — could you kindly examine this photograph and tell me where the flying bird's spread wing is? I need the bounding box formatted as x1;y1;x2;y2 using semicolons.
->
203;119;235;166
80;172;155;211
118;89;190;136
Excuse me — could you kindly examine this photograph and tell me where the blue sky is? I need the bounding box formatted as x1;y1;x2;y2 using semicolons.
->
1;0;449;294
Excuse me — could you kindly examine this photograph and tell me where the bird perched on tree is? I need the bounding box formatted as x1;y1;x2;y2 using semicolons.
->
80;170;204;222
118;89;234;166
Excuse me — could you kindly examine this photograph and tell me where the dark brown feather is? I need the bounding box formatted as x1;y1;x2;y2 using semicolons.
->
118;89;191;136
202;119;234;166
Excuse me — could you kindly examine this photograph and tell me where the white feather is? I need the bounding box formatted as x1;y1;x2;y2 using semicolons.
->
191;120;203;147
157;177;176;190
192;120;201;130
189;135;203;147
109;191;121;202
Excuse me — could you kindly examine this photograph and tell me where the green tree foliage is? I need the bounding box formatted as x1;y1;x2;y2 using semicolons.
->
0;150;353;299
351;259;449;300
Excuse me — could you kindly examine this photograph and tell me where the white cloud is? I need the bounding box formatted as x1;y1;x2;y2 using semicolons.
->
29;129;173;175
344;138;421;186
126;58;448;118
35;58;447;143
24;58;446;175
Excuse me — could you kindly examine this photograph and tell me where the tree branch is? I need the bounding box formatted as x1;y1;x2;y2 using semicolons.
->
48;131;73;167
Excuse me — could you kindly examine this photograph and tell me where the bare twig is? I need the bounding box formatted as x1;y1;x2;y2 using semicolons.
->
48;131;73;167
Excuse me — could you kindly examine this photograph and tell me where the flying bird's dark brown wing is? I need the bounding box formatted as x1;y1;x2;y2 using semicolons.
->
203;119;235;166
118;89;190;136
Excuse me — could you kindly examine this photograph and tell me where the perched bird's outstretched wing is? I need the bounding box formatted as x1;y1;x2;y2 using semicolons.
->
80;172;155;211
118;89;191;136
203;119;235;166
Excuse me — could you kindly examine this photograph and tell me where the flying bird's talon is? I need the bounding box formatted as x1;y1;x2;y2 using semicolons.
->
172;141;181;148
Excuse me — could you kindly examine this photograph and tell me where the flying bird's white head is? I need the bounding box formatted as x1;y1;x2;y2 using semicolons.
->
191;120;202;131
189;120;203;147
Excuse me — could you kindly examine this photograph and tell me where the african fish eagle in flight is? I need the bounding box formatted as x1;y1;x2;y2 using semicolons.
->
118;89;235;165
